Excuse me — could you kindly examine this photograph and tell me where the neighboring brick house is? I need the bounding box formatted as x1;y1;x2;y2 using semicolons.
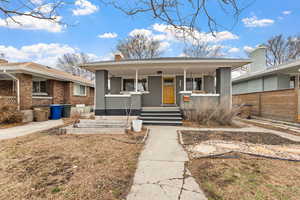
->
0;60;94;111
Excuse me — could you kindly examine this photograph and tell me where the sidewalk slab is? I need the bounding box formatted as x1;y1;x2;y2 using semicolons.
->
127;126;207;200
0;119;64;140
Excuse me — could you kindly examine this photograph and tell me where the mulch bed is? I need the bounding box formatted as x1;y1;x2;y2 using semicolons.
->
0;130;145;200
187;152;300;200
181;130;300;145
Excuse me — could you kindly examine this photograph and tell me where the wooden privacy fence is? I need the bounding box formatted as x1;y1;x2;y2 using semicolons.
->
233;89;298;122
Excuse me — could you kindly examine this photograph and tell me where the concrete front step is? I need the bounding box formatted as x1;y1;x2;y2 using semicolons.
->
140;113;182;116
139;116;183;121
142;120;183;126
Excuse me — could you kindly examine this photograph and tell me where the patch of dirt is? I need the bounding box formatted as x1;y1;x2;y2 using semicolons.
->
0;130;144;200
181;130;300;145
182;120;242;128
187;152;300;200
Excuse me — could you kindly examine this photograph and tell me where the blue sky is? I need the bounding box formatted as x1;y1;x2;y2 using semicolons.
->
0;0;299;67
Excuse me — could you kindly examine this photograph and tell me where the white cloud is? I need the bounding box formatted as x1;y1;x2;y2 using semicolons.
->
129;29;153;37
243;46;254;53
0;43;100;67
0;15;63;32
158;42;170;51
31;0;43;5
98;32;118;39
242;16;274;27
72;0;98;16
151;23;238;43
228;47;240;53
282;10;292;15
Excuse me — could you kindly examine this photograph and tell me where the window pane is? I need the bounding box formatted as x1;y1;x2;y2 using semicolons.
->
138;79;147;91
186;78;193;90
32;81;39;93
194;78;202;90
40;81;46;93
123;79;134;91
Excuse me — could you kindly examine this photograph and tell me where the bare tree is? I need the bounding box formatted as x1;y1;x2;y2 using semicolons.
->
183;41;221;57
265;34;300;66
0;0;64;24
56;53;94;80
101;0;253;34
116;33;163;59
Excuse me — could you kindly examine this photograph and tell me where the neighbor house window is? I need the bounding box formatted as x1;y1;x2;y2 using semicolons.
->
73;84;87;96
32;80;47;94
186;77;202;91
123;78;148;92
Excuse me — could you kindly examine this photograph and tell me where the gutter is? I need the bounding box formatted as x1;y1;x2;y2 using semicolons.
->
0;65;94;87
1;70;20;110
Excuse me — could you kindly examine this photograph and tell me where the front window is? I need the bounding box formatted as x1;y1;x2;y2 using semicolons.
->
123;78;148;92
32;80;47;94
73;84;86;96
186;77;202;91
123;79;135;91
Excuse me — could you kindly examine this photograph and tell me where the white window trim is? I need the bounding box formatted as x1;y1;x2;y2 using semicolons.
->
121;77;149;92
73;84;87;96
32;80;48;95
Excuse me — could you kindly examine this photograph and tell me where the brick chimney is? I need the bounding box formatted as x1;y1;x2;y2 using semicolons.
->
114;54;122;62
0;59;8;64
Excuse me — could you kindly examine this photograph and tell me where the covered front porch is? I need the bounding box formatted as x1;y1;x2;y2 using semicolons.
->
82;58;251;116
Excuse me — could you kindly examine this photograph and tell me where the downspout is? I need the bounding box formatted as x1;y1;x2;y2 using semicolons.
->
3;70;20;110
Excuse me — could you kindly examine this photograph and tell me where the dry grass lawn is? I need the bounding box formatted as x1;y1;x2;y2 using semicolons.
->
0;130;145;200
188;153;300;200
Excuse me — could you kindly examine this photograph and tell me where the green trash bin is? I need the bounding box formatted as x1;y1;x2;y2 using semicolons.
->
62;104;72;118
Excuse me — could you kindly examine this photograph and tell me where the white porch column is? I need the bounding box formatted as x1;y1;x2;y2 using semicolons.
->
135;69;138;92
183;69;187;91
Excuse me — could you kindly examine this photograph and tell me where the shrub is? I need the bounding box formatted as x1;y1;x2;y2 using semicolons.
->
182;98;241;126
0;103;23;124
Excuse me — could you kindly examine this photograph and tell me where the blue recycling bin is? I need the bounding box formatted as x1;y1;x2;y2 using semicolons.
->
50;104;63;120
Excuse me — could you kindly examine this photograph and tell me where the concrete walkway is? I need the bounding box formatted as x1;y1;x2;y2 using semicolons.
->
127;126;207;200
0;119;64;140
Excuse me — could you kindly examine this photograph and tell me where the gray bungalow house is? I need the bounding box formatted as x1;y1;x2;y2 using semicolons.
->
81;56;250;125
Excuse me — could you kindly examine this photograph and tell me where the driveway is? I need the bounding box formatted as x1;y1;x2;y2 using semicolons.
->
127;126;207;200
0;119;64;140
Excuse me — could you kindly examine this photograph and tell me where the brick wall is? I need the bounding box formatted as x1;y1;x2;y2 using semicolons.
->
52;80;65;104
0;80;15;96
17;74;32;110
233;89;298;122
68;83;94;105
32;98;52;106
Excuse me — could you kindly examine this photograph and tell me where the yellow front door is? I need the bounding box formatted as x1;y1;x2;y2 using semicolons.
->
163;78;175;104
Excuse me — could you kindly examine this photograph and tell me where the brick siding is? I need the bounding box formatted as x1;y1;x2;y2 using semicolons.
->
233;89;298;122
17;74;32;110
0;73;94;109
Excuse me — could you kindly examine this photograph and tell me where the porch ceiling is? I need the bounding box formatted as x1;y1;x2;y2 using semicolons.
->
81;57;252;76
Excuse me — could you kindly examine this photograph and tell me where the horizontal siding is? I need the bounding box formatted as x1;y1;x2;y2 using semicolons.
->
105;97;130;109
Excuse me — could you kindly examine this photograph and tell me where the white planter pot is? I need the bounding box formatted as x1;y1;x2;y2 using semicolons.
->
132;120;143;132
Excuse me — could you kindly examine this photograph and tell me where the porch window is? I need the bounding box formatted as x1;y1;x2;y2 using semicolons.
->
186;78;202;91
32;80;47;95
73;84;87;96
123;78;148;92
123;79;135;91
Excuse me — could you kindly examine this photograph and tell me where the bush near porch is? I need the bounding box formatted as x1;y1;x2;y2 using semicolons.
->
0;102;23;125
182;98;240;127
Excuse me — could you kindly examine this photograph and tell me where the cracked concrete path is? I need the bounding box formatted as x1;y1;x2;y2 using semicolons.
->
127;126;207;200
